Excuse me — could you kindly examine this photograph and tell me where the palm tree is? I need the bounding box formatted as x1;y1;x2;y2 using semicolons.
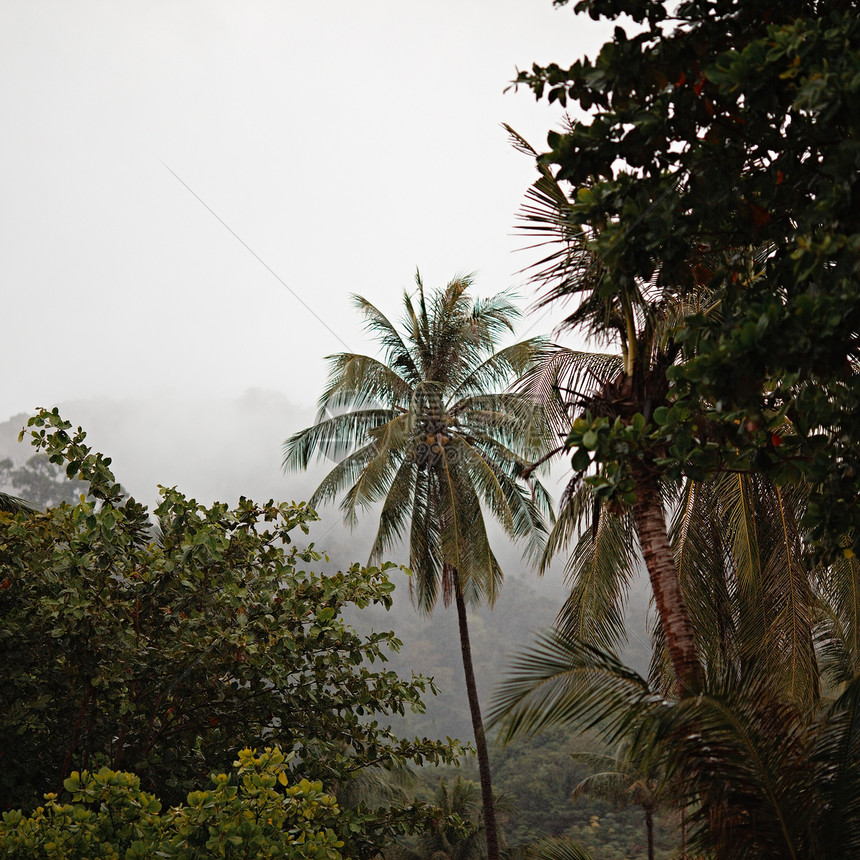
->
389;776;518;860
488;623;860;860
491;320;852;859
528;410;820;710
283;274;554;860
569;742;667;860
507;125;709;696
497;127;860;858
421;777;488;860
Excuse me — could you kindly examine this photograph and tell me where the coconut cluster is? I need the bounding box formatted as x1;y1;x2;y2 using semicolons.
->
407;412;455;470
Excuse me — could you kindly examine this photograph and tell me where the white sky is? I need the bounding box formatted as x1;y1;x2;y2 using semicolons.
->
2;1;612;424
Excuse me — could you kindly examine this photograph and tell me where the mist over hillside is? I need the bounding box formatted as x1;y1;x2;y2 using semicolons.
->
1;391;317;509
1;392;653;741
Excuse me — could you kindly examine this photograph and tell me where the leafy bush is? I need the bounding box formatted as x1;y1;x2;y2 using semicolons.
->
0;747;344;859
0;409;462;856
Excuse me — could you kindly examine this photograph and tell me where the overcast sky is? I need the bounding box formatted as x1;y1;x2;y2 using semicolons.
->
2;1;613;425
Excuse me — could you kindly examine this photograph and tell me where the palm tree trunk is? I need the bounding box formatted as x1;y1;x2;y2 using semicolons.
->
645;804;655;860
454;580;500;860
631;463;704;696
681;805;688;859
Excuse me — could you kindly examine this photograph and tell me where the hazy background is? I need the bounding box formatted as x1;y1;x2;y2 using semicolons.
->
2;2;654;740
1;396;652;744
1;0;613;587
2;0;610;424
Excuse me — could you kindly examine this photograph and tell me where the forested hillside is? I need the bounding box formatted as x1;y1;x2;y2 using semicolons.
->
0;404;667;857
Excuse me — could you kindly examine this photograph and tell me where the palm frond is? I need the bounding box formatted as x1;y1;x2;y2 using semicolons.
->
556;502;638;652
307;441;380;510
449;435;549;566
339;443;402;529
0;492;36;514
515;347;623;436
817;550;860;685
369;456;417;563
317;353;412;415
408;467;443;612
436;448;503;606
450;338;553;402
816;599;858;688
488;631;652;746
669;477;737;681
503;124;593;299
757;484;817;707
466;288;521;347
640;674;813;860
720;472;770;661
451;394;551;461
283;409;397;471
527;838;595;860
351;294;419;382
401;286;432;379
813;673;860;859
539;475;590;573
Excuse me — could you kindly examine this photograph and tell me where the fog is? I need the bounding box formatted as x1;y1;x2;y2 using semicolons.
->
2;1;645;742
2;0;611;422
2;390;653;744
1;389;573;586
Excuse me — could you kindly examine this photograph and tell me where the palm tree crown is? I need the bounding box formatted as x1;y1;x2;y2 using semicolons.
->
284;273;552;610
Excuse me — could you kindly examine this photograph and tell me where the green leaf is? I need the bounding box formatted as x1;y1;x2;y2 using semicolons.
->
572;446;592;472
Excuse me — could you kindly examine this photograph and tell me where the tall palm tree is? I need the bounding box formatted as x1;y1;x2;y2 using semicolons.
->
528;406;820;711
498;127;860;858
508;125;708;695
523;354;821;714
283;274;553;860
511;120;813;701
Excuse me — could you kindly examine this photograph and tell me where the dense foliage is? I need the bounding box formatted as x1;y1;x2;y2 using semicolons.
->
0;409;462;857
0;748;344;860
514;0;860;558
489;2;860;858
